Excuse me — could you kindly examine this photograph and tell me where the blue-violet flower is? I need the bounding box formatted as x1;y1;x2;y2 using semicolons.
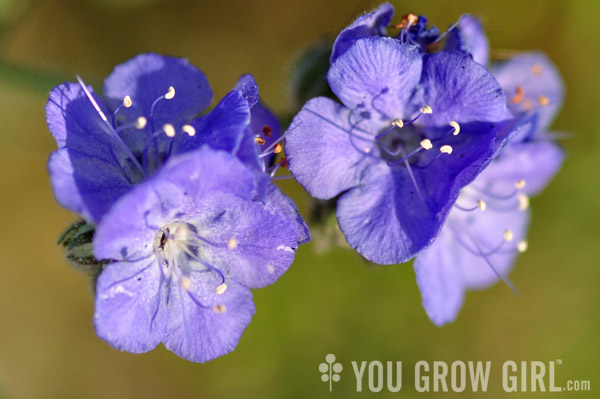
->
414;18;565;325
285;33;513;264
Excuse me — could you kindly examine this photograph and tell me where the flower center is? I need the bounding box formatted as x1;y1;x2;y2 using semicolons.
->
153;222;228;300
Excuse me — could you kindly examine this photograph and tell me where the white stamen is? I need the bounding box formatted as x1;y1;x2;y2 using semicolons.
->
450;121;460;135
213;305;227;313
135;116;147;129
215;283;227;295
420;105;433;114
517;240;528;253
504;229;514;242
182;124;196;136
420;139;433;150
181;277;192;291
440;145;453;154
123;95;132;108
518;193;530;210
163;123;176;137
392;119;404;128
227;237;238;250
76;75;108;122
165;86;175;100
515;179;526;189
477;199;487;211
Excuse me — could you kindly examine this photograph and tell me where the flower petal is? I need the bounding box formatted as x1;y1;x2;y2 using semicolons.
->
200;200;299;289
94;259;167;353
331;3;394;63
492;52;563;131
163;277;255;363
94;148;262;261
265;184;310;245
46;82;133;168
285;97;378;199
48;149;133;223
414;232;465;327
327;37;422;120
233;74;259;108
337;119;501;264
102;53;213;154
448;201;530;289
477;139;565;196
336;162;439;264
444;15;489;67
418;51;512;127
172;90;250;156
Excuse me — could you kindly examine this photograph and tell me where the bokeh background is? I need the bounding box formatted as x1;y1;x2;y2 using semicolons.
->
0;0;598;397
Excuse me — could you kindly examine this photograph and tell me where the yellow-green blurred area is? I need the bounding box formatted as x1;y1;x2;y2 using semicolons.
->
0;0;598;397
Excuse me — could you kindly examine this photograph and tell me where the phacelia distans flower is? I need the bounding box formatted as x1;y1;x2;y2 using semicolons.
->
413;18;565;325
93;147;301;362
285;34;513;264
330;3;441;63
46;54;309;360
46;53;306;242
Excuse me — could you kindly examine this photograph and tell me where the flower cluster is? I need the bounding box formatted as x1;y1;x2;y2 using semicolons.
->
46;3;566;361
46;54;309;362
285;4;564;325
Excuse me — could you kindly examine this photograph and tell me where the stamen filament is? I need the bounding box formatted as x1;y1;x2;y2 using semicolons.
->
76;75;145;177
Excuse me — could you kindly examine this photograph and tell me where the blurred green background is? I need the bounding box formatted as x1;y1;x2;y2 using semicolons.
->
0;0;598;397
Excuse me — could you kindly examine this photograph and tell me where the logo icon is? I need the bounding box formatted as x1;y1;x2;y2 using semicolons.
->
319;354;343;391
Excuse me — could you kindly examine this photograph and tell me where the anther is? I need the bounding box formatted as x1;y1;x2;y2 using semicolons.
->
136;116;147;129
182;124;196;136
254;136;266;145
213;305;227;313
406;13;418;26
392;119;404;128
531;64;542;75
518;193;529;210
274;143;283;154
227;238;238;250
165;86;175;100
511;86;524;104
123;95;132;108
420;139;433;150
515;179;526;189
538;95;549;106
262;126;272;137
440;145;453;154
181;277;192;291
449;121;460;135
215;283;227;295
163;123;176;137
477;199;487;211
504;229;514;242
517;240;528;253
420;105;433;114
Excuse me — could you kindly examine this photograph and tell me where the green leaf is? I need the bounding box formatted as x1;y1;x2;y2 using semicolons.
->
289;39;335;110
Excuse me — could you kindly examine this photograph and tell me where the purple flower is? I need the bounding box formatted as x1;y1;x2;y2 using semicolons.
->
444;15;489;66
46;55;309;360
47;53;213;222
414;49;565;325
93;147;301;362
46;53;304;234
285;35;513;264
330;3;440;63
